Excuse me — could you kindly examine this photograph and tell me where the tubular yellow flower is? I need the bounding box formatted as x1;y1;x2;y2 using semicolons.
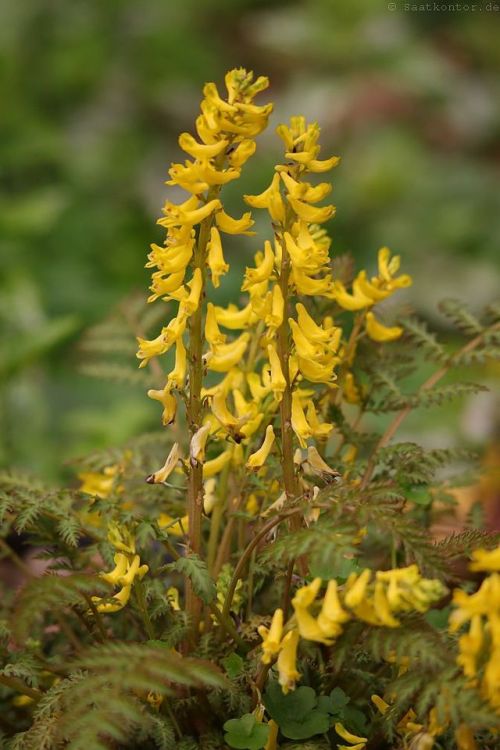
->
214;301;255;329
206;332;250;372
343;372;361;405
331;279;373;311
242;241;276;290
206;227;229;288
258;608;284;664
247;425;276;469
203;447;233;478
267;344;287;401
78;466;117;498
158;514;189;536
291;391;313;447
277;629;301;694
344;569;372;609
265;284;284;329
166;336;187;390
147;386;177;425
335;722;367;748
305;401;333;439
146;443;181;484
178;132;228;159
203;477;218;514
291;267;333;297
365;312;403;343
317;580;350;637
288;318;321;360
100;553;128;585
469;547;500;572
373;581;401;627
158;197;222;230
205;302;227;346
215;208;255;235
190;423;211;465
287;196;335;224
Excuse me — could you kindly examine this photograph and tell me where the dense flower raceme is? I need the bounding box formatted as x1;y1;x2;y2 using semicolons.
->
450;545;500;710
258;566;446;695
135;69;412;530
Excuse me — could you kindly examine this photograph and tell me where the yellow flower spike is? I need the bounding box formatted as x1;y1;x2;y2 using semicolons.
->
147;386;177;426
215;208;255;235
229;139;257;167
344;569;372;609
287;196;335;223
203;447;233;478
365;312;403;343
291;391;313;447
277;629;301;694
178;132;228;159
242;240;276;290
100;553;128;586
331;279;373;311
166;586;181;611
190;423;211;465
247;425;276;469
334;722;367;747
206;227;229;288
206;332;250;372
205;302;227;346
267;344;287;401
258;608;284;664
265;284;284;330
158;514;189;536
373;581;400;627
203;477;218;514
469;547;500;572
146;443;181;484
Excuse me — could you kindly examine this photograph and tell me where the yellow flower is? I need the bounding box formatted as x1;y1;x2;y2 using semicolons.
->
210;389;248;435
277;629;301;693
258;608;284;664
158;514;189;536
229;139;257;167
203;447;233;478
265;284;284;330
331;279;373;311
147;386;177;425
455;724;478;750
215;208;255;235
242;241;276;291
215;301;255;329
78;465;117;498
100;553;128;586
317;580;350;637
166;586;181;611
93;584;132;614
178;132;228;160
469;547;500;572
166;336;187;390
267;344;287;401
146;443;181;484
247;425;276;469
291;391;313;447
264;720;279;750
287;196;335;224
344;569;372;609
291;267;333;297
305;401;333;440
203;477;218;514
365;312;403;343
343;372;361;404
244;173;285;224
207;227;229;288
206;332;250;372
335;722;367;749
190;424;211;465
158;197;222;229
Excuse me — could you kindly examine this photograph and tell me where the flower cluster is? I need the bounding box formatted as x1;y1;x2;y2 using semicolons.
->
450;545;500;709
258;566;446;694
91;524;148;614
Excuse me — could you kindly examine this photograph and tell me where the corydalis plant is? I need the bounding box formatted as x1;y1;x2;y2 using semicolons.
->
136;68;414;637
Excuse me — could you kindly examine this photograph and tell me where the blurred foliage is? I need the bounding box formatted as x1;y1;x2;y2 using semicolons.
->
1;0;499;478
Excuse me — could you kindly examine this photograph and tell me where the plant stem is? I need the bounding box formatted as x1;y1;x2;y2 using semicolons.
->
185;185;221;645
360;322;500;489
221;508;303;621
206;462;229;574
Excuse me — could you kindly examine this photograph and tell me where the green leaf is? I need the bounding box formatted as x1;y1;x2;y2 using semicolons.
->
425;606;451;630
223;714;269;750
222;652;245;679
263;682;330;740
168;553;216;605
329;687;350;714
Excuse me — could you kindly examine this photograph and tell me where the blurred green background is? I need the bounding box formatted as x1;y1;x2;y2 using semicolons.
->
1;0;499;480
